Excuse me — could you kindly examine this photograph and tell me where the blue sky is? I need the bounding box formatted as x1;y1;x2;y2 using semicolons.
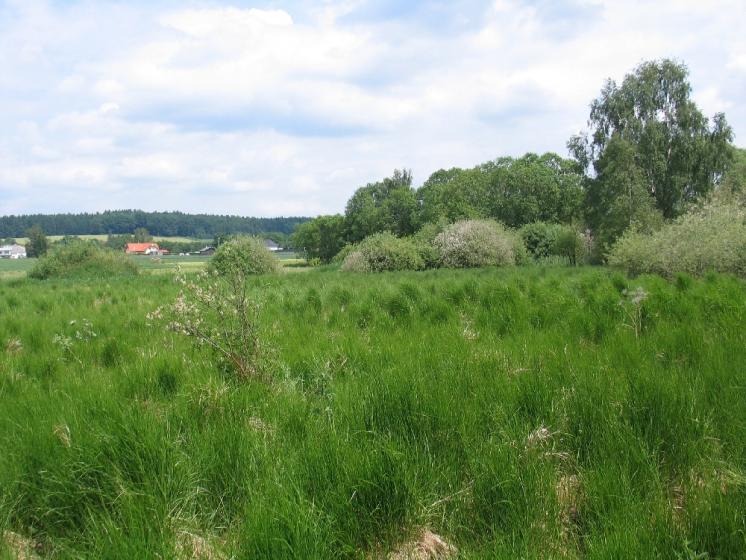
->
1;0;744;217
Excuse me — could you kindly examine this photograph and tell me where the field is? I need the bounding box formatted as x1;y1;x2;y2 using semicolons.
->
1;266;745;558
0;252;304;279
11;235;211;245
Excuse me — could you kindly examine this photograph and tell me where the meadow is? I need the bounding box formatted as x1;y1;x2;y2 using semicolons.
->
1;266;745;558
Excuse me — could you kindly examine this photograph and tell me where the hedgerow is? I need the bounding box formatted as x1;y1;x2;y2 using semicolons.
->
28;241;138;279
608;201;746;277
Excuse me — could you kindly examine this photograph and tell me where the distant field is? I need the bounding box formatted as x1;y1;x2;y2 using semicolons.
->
0;251;304;278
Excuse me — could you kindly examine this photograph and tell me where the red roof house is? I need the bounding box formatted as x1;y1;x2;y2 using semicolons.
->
125;243;161;255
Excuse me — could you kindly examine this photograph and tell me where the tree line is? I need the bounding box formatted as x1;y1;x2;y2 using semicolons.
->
293;59;740;263
0;210;308;238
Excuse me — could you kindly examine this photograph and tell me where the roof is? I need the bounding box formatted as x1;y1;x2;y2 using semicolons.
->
126;243;160;252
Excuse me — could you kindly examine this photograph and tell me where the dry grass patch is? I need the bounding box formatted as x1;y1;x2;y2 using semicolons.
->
386;529;457;560
2;531;41;560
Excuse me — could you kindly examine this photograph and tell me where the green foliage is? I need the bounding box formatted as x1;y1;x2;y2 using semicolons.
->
718;147;746;203
25;224;48;258
28;241;139;279
344;170;417;242
608;200;746;277
570;59;734;224
291;215;346;263
132;227;152;243
0;210;309;238
341;232;423;272
434;219;524;268
585;135;665;253
209;237;280;276
417;153;583;229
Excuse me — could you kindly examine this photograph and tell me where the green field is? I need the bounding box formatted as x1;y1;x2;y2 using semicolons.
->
1;266;744;558
0;252;304;279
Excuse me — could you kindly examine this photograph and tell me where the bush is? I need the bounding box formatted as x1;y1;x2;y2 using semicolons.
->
341;232;423;273
28;241;138;279
209;237;280;276
608;201;746;278
519;222;588;265
433;220;524;269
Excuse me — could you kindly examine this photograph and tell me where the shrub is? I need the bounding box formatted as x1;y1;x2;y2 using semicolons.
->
412;220;448;268
341;232;423;273
520;222;588;265
608;201;746;278
149;270;269;382
434;220;524;268
209;237;279;276
28;241;138;279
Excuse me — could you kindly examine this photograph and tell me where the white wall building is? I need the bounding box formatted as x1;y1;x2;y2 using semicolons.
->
0;244;27;259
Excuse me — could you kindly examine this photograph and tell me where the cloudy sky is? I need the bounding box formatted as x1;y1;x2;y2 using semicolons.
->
1;0;744;217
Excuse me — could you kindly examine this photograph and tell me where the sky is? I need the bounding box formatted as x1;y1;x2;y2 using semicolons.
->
1;0;744;217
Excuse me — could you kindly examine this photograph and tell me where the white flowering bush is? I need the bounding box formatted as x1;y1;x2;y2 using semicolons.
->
209;236;279;277
434;219;524;269
341;232;423;273
148;268;268;382
608;201;746;278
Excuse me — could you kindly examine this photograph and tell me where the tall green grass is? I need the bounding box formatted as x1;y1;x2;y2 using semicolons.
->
0;267;744;558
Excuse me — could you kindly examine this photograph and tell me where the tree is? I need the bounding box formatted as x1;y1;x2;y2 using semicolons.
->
718;147;746;202
569;59;734;222
291;215;346;263
133;227;152;242
484;153;584;227
344;169;416;242
585;135;663;253
416;168;488;225
25;225;48;258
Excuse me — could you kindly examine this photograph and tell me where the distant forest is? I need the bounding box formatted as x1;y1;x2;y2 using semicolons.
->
0;210;309;238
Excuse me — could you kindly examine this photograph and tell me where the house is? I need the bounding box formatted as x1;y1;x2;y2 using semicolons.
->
0;244;26;259
263;239;282;252
125;242;161;255
194;246;216;256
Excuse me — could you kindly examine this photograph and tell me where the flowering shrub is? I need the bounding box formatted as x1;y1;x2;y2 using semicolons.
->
434;220;524;268
148;269;268;382
341;232;423;272
608;201;746;278
209;237;279;277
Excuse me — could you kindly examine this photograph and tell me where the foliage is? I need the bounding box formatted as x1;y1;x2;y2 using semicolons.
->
434;219;524;268
412;219;449;268
584;135;665;253
149;270;268;382
0;210;309;238
209;237;280;277
417;153;583;229
1;268;745;557
290;215;346;263
569;59;734;224
28;240;138;279
25;225;48;258
608;200;746;277
344;170;417;242
132;228;152;243
341;232;423;272
717;147;746;204
483;153;584;228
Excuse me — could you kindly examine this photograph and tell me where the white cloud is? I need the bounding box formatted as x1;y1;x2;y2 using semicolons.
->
0;0;744;216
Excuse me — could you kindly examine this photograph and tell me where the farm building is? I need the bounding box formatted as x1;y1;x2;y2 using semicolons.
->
194;246;216;256
125;243;162;255
263;239;282;251
0;244;26;259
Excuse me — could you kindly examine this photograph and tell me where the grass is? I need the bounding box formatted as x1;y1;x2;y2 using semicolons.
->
0;252;304;279
0;266;744;558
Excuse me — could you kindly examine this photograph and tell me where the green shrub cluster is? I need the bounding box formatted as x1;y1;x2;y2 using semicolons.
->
28;241;138;279
433;219;525;268
608;201;746;277
341;232;423;272
209;237;280;276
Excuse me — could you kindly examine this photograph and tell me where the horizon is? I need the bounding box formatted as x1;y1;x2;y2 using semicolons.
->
1;0;744;218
